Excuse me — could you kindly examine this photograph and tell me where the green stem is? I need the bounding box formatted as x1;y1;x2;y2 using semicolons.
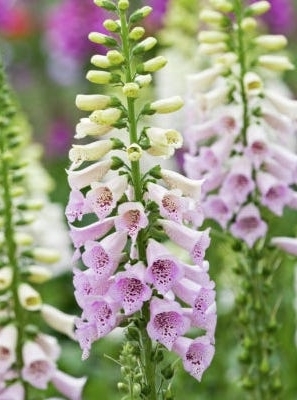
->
119;7;157;400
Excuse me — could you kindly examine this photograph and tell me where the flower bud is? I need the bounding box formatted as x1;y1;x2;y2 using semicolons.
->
198;30;228;44
122;82;140;98
137;56;167;73
26;265;53;284
199;9;225;25
41;304;76;340
118;0;129;10
240;17;257;31
198;42;228;55
106;50;125;65
88;32;117;47
129;26;145;40
209;0;233;13
69;140;113;165
89;108;122;125
75;118;113;139
103;19;120;32
75;94;111;111
254;35;287;51
0;266;13;290
14;232;34;246
127;143;142;161
149;96;184;114
130;6;152;23
86;70;121;84
258;55;294;71
132;37;157;54
24;247;61;264
246;1;270;16
244;72;263;96
18;283;42;311
135;74;152;87
94;0;117;11
90;55;111;68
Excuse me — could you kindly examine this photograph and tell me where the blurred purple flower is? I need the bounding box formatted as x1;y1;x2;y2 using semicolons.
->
143;0;170;35
45;119;72;158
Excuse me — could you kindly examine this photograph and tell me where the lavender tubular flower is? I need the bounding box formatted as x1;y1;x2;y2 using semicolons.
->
65;1;216;397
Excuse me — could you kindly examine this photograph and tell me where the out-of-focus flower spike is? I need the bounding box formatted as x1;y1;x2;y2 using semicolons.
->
246;1;271;16
26;265;53;284
51;369;87;400
264;89;297;119
209;0;233;13
254;35;287;51
0;324;17;374
244;72;263;96
271;236;297;256
258;55;294;71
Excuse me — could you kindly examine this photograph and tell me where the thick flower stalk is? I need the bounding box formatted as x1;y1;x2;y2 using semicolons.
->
181;0;297;398
66;1;216;398
0;58;85;400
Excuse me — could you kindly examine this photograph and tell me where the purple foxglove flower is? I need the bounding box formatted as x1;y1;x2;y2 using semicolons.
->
114;202;148;239
85;175;128;220
108;263;152;315
263;158;294;184
74;319;98;360
220;156;255;205
35;333;61;362
69;217;115;249
245;125;270;169
66;189;90;223
203;195;233;229
81;296;121;338
270;143;297;180
198;134;234;172
81;231;127;281
51;369;87;400
146;239;184;295
0;382;24;400
271;236;297;256
0;324;17;374
147;298;191;350
230;204;267;247
172;335;215;381
256;171;292;216
159;219;210;266
22;341;56;389
146;182;190;224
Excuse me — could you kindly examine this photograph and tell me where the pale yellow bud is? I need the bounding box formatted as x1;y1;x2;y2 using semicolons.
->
103;19;120;32
118;0;129;10
150;96;184;114
90;55;111;68
133;37;157;54
127;143;142;162
14;232;34;246
18;283;42;311
135;74;152;87
31;247;61;264
75;118;113;139
89;108;122;125
199;9;225;25
240;17;257;31
129;27;145;40
258;55;294;71
198;42;228;55
75;94;111;111
244;72;263;96
0;267;13;290
247;1;270;16
138;56;167;73
106;50;125;65
198;30;228;44
86;70;113;84
214;52;238;67
209;0;233;13
122;82;140;98
254;35;288;51
26;265;52;284
88;32;117;47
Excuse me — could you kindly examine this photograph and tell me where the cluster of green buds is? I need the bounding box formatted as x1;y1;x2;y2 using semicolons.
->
0;58;85;399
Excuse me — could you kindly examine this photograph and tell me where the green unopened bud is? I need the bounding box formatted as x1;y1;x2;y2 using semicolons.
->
198;30;228;44
117;382;128;392
111;156;125;170
161;365;174;379
137;56;167;73
132;383;141;397
246;1;270;16
129;26;145;40
132;37;157;54
107;50;125;65
118;0;129;10
241;377;255;390
122;82;140;98
271;377;282;393
259;356;270;374
150;96;184;114
94;0;117;11
130;6;152;23
209;0;233;13
76;94;111;111
240;17;257;31
88;32;117;47
11;186;25;197
127;143;142;161
17;199;44;211
254;34;287;51
90;55;111;68
86;70;121;84
103;19;120;32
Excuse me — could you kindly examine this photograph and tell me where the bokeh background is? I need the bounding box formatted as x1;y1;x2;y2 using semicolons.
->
1;0;297;398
